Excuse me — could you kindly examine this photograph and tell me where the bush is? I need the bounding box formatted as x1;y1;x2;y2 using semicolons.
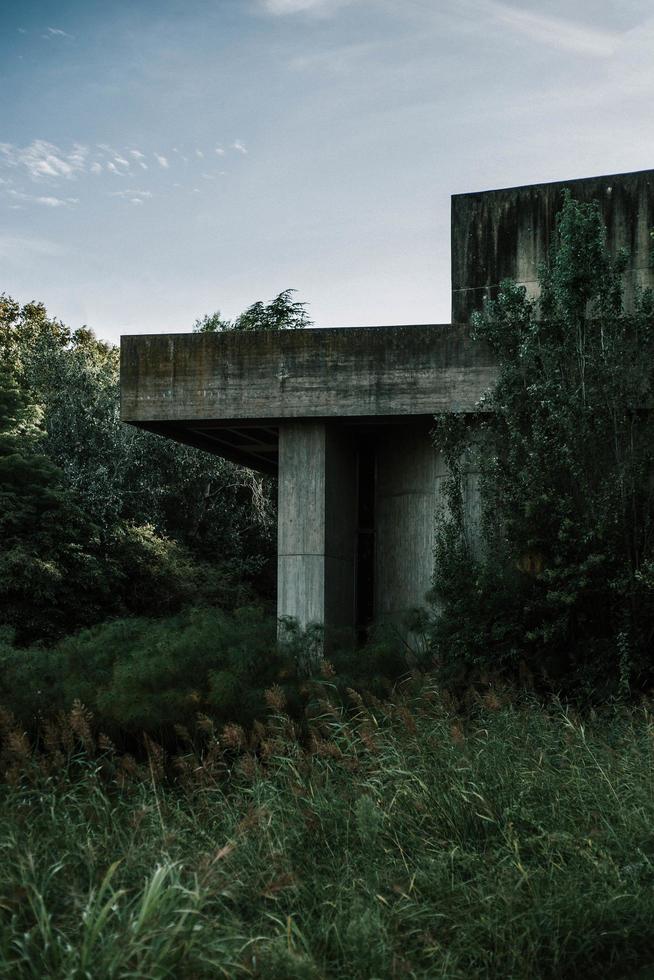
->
0;607;287;738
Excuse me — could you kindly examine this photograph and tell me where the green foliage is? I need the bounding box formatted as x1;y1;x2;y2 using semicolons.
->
0;292;277;642
193;288;311;333
0;606;291;736
431;192;654;697
2;692;654;977
0;363;110;643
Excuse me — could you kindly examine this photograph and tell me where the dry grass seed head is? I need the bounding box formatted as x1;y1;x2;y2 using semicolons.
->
221;723;246;751
264;684;287;712
69;700;95;752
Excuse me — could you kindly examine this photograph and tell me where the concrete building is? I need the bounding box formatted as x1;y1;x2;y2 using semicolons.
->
121;168;654;641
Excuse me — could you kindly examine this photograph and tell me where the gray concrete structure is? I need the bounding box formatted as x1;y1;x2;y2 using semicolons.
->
452;168;654;323
121;168;654;640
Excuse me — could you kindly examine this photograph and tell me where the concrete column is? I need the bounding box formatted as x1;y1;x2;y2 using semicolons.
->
374;423;483;630
277;422;357;638
375;423;440;627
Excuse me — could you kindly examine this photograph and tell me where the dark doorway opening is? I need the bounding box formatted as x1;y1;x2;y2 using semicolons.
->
355;443;376;643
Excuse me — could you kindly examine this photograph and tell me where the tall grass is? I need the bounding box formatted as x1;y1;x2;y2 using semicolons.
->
1;683;654;978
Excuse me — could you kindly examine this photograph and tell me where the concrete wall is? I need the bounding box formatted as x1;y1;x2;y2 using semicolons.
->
277;422;357;637
452;168;654;323
120;324;497;427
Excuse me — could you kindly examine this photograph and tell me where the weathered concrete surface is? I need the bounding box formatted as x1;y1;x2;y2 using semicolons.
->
121;324;497;423
120;167;650;637
452;168;654;323
375;427;483;629
277;423;357;635
375;423;440;626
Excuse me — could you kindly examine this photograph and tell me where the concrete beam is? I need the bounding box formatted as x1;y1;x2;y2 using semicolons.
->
120;324;497;429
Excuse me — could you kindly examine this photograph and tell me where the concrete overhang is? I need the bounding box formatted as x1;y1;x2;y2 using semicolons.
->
120;323;497;473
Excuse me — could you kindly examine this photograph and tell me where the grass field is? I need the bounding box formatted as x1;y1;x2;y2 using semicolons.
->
1;683;654;978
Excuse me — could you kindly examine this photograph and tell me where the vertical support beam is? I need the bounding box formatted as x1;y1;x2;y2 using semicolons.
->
375;423;439;628
277;422;357;639
374;423;484;632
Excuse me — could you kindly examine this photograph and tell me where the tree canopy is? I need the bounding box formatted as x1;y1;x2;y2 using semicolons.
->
193;288;311;333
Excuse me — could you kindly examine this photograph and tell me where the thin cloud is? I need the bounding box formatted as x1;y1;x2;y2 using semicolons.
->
43;26;74;40
0;140;87;180
231;140;248;154
110;189;153;206
155;153;170;168
130;150;148;168
215;147;225;156
483;2;618;57
90;162;103;175
114;155;130;167
261;0;354;14
37;195;78;207
111;189;153;200
196;149;204;158
8;188;77;207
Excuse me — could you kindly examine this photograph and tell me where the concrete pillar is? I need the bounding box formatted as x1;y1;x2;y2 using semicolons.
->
374;424;483;631
277;422;357;638
375;423;441;627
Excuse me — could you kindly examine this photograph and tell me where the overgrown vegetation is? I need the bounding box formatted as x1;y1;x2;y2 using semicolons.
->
0;290;310;644
1;684;654;978
431;192;654;699
0;606;408;743
3;199;654;975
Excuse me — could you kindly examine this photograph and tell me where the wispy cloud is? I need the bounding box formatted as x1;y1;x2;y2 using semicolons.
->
0;140;88;180
8;188;78;207
155;153;169;168
483;2;618;57
37;195;78;207
231;140;248;154
215;146;225;156
261;0;354;14
43;26;74;39
110;189;153;206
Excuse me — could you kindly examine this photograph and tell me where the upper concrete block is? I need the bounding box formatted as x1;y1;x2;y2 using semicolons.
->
452;168;654;323
121;323;496;425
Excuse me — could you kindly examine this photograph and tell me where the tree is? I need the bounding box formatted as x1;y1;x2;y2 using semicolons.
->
193;288;311;333
431;192;654;698
0;293;280;643
0;363;107;643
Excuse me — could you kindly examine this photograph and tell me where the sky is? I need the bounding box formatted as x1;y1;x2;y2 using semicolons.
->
1;0;653;343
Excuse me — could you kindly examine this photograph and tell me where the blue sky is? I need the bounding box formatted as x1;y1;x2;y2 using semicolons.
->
1;0;653;342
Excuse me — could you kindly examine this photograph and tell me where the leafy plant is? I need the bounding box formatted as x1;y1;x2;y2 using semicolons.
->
431;191;654;697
